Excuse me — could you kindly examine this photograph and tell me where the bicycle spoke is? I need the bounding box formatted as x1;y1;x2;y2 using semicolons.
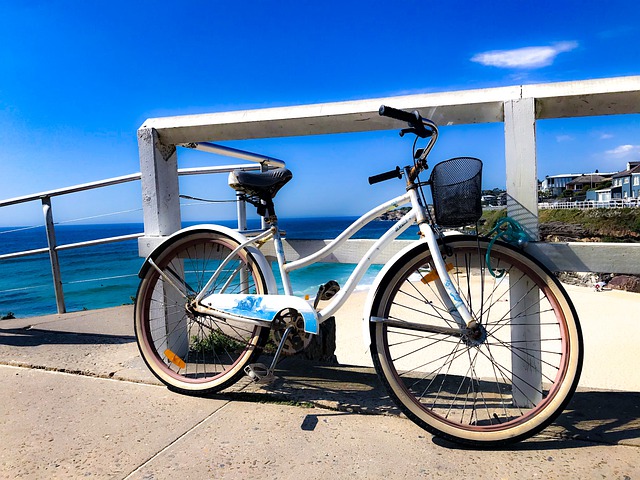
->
371;238;581;446
135;233;268;394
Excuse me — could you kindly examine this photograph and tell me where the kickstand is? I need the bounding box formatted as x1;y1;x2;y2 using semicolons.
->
244;326;293;384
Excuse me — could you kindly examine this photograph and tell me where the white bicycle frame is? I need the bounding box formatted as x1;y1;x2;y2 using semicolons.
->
192;188;474;332
175;140;474;332
284;190;474;327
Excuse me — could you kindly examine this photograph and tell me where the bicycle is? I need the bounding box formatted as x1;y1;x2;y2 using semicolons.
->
134;106;583;447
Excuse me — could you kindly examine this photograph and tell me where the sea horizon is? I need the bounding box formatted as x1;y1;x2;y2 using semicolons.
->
0;216;419;319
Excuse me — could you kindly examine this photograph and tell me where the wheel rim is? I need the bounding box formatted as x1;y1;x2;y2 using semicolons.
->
136;235;267;389
374;240;581;441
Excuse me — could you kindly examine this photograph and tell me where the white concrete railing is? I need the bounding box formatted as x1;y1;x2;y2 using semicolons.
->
138;76;640;275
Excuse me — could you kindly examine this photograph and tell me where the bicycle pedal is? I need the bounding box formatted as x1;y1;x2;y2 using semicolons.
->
313;280;341;308
244;363;276;384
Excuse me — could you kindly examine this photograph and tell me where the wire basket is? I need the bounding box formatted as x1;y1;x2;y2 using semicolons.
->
429;157;483;228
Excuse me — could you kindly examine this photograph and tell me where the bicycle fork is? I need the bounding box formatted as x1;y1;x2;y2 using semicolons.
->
418;223;475;330
369;224;477;343
410;184;475;331
368;189;478;344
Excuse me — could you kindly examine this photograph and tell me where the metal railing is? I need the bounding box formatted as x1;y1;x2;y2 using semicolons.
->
0;158;265;314
539;198;640;209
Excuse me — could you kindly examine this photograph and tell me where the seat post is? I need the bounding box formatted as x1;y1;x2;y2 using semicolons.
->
260;163;269;230
263;197;277;224
227;166;291;226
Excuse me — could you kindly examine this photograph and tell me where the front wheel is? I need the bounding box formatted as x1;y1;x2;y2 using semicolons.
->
370;236;583;447
134;230;270;395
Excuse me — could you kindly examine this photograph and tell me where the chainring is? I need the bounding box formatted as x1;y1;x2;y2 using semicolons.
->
270;309;313;356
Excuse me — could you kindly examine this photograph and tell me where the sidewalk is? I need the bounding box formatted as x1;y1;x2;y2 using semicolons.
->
1;304;639;479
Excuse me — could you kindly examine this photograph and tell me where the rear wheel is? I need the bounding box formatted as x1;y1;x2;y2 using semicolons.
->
370;237;582;446
134;231;270;395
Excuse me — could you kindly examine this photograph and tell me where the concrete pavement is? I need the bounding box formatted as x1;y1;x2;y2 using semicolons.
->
1;303;639;479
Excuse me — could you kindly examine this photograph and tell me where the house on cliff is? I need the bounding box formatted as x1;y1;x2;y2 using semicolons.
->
611;162;640;199
565;173;612;192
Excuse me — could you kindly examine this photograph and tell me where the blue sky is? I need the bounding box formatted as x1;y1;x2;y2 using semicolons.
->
1;1;639;226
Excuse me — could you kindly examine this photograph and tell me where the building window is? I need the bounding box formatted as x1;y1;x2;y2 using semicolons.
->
624;177;630;184
634;176;639;186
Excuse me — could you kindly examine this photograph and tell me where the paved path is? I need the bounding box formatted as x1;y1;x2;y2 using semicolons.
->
1;305;639;479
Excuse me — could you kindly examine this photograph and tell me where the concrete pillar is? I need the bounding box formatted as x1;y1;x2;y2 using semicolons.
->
138;127;181;239
504;98;539;240
138;127;187;361
510;272;543;407
504;98;542;407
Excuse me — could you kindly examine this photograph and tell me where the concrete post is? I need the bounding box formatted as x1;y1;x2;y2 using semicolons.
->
509;273;543;407
504;98;542;407
504;98;539;240
138;127;181;239
137;127;186;359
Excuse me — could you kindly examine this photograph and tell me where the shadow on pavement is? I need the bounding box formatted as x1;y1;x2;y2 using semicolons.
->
0;327;135;347
237;356;640;449
3;327;637;450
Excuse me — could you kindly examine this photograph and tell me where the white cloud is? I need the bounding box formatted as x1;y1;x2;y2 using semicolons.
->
471;41;578;69
556;135;574;142
604;144;640;160
599;133;614;140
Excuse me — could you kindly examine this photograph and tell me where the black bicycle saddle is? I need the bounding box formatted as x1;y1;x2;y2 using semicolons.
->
228;167;293;199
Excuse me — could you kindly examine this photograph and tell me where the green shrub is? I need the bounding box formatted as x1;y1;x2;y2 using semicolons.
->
190;331;245;353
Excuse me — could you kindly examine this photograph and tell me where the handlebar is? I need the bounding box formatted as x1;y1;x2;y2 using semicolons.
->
369;105;440;185
379;105;433;139
378;105;421;125
368;166;402;185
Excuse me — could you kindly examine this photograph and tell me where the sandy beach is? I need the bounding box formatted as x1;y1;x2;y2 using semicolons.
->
333;283;640;392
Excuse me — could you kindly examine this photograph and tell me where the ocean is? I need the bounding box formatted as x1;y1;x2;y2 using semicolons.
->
0;218;420;319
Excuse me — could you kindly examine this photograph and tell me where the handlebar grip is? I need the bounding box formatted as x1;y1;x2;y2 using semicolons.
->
379;105;420;124
368;166;402;185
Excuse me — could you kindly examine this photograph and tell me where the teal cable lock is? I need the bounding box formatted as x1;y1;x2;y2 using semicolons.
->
485;217;530;278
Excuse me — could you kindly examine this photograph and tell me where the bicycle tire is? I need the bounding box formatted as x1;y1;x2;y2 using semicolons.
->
370;236;583;447
134;230;270;395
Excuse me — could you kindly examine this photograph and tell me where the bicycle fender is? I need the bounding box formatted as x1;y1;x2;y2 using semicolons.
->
200;293;319;334
138;224;278;295
361;232;467;347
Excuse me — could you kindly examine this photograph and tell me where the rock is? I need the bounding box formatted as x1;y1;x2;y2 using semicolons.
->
555;272;598;287
301;316;337;363
607;275;640;293
378;208;411;221
539;222;592;242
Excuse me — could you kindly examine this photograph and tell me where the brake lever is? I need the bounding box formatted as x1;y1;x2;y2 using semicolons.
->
399;127;416;137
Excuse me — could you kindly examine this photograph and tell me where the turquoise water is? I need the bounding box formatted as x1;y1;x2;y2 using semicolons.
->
0;218;420;318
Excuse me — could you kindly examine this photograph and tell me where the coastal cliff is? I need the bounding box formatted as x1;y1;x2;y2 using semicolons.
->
378;207;411;221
